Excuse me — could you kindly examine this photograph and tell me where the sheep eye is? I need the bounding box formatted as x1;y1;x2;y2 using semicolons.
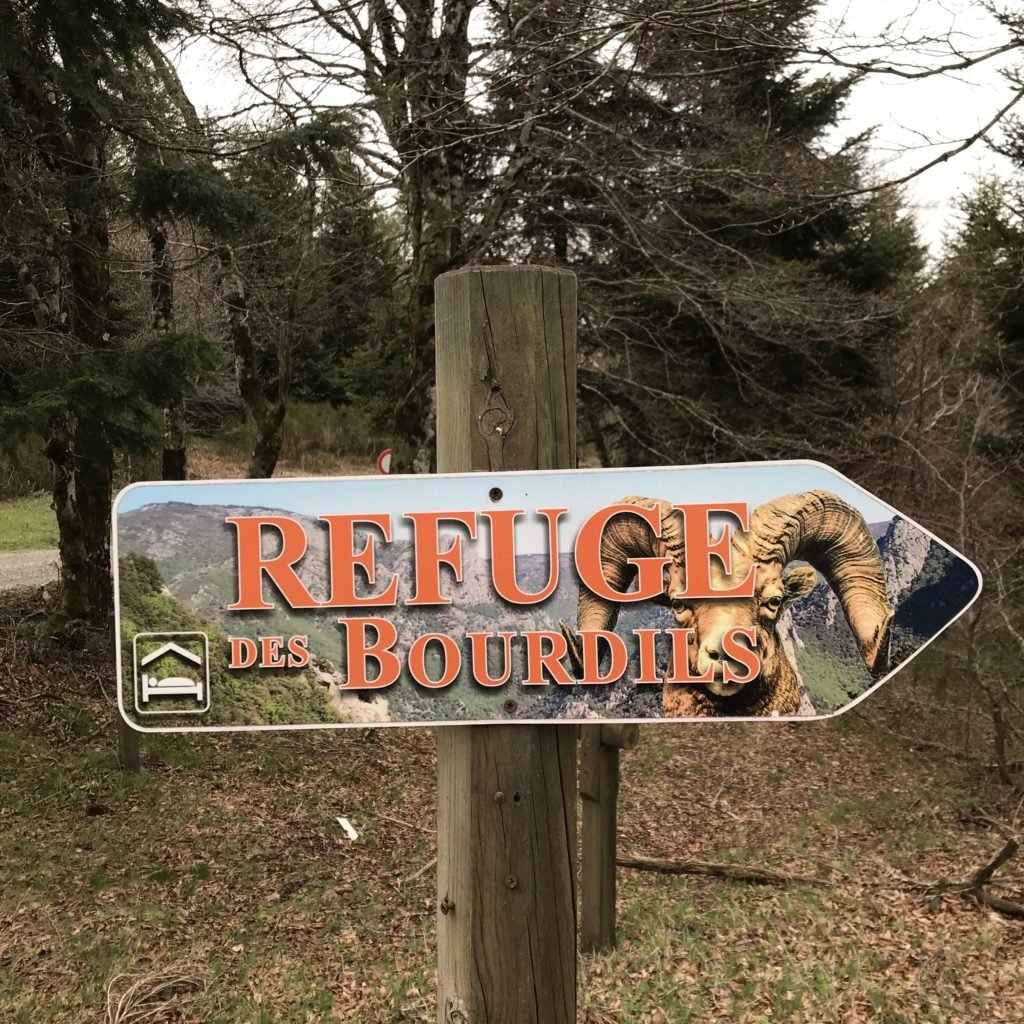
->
764;595;783;610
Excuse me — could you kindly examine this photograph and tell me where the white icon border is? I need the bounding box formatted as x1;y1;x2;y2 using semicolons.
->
132;631;211;717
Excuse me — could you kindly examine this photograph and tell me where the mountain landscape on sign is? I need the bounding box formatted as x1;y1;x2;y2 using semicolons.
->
116;503;979;725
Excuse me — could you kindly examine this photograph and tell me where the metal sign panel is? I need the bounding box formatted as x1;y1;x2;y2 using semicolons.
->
113;461;981;732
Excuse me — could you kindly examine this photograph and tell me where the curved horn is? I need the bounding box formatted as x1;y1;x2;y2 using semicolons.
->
561;496;684;677
746;489;893;676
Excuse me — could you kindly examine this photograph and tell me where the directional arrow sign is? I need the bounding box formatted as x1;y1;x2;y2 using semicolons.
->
112;461;981;732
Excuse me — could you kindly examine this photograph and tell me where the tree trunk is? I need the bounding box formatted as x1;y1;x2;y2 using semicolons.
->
10;109;116;627
150;222;188;480
217;244;286;478
162;403;188;481
248;402;287;479
389;1;473;474
392;150;452;474
48;92;115;623
73;433;115;618
47;423;91;620
45;418;114;623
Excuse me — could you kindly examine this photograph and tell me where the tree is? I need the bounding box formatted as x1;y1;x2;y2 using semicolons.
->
130;76;375;479
853;182;1024;784
0;0;216;624
207;0;927;472
218;114;364;476
473;0;926;468
947;179;1024;435
294;161;406;424
209;0;548;469
135;36;210;481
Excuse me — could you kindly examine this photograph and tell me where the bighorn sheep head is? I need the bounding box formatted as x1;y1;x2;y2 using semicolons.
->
561;490;894;717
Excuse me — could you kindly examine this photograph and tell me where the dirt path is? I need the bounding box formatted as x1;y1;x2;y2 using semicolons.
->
0;549;58;592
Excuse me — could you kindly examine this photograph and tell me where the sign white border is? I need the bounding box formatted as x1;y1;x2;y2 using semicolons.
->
111;459;984;734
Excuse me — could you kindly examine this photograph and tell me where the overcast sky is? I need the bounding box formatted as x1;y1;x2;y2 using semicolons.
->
814;0;1019;253
177;0;1022;256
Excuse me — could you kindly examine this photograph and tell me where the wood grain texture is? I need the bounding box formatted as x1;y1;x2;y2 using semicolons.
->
435;265;578;1024
437;726;578;1023
579;730;619;953
435;265;576;473
118;718;140;771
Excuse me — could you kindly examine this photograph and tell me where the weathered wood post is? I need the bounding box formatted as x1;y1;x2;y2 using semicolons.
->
118;715;140;771
579;724;639;952
435;265;578;1024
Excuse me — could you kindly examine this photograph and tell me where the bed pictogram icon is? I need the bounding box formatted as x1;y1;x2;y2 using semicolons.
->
132;632;210;716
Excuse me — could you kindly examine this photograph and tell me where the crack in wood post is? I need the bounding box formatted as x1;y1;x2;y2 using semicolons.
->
477;386;515;471
435;265;578;1024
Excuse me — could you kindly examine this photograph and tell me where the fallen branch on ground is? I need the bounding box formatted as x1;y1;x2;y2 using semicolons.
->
906;838;1024;919
401;855;437;885
374;811;432;834
615;854;827;886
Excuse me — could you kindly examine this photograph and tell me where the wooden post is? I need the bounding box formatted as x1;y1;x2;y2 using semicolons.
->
435;265;578;1024
579;725;639;952
118;717;140;771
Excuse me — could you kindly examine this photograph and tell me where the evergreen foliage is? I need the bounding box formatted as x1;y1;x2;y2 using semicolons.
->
1;1;400;619
0;0;215;623
947;178;1024;438
470;0;925;467
300;179;406;420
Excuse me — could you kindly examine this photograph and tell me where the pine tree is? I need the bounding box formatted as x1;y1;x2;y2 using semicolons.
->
225;0;922;470
0;0;217;624
946;178;1024;438
298;161;405;427
127;68;390;475
476;0;925;467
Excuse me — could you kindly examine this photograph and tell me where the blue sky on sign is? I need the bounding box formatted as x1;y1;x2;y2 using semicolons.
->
115;462;896;554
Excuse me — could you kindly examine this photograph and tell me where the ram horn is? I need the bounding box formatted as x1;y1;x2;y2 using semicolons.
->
745;489;894;676
560;496;685;677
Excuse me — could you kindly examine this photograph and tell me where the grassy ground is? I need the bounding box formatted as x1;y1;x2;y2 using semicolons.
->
0;495;59;553
0;440;372;555
1;589;1022;1023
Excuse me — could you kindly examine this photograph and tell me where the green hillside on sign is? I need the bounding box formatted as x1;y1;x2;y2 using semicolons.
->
118;554;336;729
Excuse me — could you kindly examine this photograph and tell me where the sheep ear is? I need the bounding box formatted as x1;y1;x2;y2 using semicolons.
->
650;592;671;607
782;566;817;604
